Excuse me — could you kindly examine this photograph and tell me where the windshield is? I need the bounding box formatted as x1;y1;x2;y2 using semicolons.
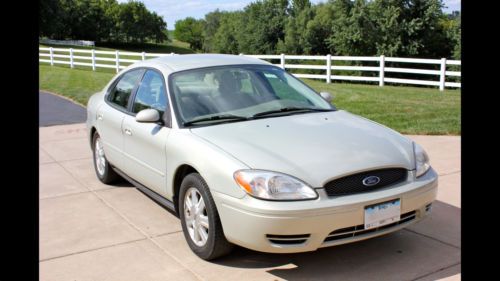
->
169;65;334;127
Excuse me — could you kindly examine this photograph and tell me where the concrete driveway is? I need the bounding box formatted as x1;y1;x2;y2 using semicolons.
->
39;123;461;281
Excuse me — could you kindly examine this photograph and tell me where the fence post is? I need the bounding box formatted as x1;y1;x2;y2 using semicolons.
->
439;58;446;91
379;55;385;87
239;53;244;56
141;51;145;61
115;50;120;73
49;47;54;66
326;54;331;84
69;48;74;68
171;52;175;56
91;49;96;71
280;53;285;69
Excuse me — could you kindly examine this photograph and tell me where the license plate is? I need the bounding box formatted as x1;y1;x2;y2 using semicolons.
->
364;199;401;229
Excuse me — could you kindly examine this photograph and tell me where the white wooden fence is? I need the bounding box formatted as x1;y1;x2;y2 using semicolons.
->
39;47;461;91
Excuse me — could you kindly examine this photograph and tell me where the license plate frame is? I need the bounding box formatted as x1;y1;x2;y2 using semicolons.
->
364;199;401;230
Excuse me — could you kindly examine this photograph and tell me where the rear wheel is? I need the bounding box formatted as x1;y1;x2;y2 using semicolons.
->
179;173;233;260
92;132;119;184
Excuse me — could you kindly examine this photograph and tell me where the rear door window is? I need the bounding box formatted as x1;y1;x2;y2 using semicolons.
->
108;69;145;109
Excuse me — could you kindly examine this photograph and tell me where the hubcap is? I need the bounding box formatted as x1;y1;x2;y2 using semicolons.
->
94;138;106;176
184;188;209;247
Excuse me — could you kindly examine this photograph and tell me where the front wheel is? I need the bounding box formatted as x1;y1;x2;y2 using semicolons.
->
179;173;233;260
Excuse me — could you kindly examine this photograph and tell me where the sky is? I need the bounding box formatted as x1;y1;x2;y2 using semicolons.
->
117;0;461;30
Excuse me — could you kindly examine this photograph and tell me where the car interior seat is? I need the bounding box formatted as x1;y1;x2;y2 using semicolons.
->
214;71;254;111
176;85;211;121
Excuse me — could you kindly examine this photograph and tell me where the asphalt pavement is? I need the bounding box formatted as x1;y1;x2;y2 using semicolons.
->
39;91;86;127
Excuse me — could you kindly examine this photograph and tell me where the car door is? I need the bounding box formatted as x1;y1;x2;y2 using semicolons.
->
96;68;145;167
121;69;171;195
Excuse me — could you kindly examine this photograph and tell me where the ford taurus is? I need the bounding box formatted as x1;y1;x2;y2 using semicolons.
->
86;54;437;260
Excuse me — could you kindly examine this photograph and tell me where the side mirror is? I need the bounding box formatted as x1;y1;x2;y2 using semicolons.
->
136;108;160;123
320;92;333;103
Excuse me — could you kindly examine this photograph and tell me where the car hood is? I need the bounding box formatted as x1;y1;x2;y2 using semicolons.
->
190;110;415;187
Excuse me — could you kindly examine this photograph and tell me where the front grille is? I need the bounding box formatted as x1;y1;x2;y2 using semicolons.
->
323;210;416;243
266;234;310;245
324;168;407;196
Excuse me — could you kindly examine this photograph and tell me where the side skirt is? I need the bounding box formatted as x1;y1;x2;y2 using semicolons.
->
112;167;177;214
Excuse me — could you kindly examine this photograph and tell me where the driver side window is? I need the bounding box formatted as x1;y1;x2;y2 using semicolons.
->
132;70;167;116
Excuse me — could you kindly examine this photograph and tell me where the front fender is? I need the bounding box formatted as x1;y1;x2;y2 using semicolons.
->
165;129;249;200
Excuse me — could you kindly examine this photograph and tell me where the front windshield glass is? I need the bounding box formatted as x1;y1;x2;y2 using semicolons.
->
169;65;334;126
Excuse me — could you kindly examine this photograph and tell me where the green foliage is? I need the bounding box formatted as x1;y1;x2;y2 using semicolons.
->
326;0;377;56
238;0;290;54
40;0;168;43
174;17;204;50
169;0;459;58
290;0;311;16
282;4;317;54
202;10;224;52
442;12;461;60
211;11;243;54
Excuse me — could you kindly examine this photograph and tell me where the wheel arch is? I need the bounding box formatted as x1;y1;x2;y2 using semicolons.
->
89;126;97;148
172;164;200;214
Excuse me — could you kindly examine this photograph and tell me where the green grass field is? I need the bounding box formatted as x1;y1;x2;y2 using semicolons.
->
39;65;460;135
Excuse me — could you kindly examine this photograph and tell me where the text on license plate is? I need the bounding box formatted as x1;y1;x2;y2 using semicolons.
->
364;199;401;230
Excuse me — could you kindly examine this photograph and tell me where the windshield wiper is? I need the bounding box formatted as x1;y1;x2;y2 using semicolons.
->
252;107;333;118
183;114;249;126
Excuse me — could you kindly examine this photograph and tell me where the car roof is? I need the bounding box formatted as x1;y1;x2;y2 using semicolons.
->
131;54;272;74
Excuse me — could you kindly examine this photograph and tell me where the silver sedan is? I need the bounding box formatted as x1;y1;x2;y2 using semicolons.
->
86;54;437;260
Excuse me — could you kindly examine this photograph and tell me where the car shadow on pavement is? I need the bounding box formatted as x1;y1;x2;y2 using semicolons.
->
213;200;460;281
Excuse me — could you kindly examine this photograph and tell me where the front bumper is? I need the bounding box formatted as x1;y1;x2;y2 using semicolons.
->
213;168;438;253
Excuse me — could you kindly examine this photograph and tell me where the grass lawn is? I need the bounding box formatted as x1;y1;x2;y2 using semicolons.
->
39;65;115;106
39;65;460;135
305;79;460;135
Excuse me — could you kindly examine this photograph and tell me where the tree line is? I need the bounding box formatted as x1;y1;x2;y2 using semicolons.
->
40;0;168;43
175;0;461;59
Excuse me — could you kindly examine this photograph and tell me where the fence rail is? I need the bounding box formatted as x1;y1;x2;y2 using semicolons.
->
39;47;461;90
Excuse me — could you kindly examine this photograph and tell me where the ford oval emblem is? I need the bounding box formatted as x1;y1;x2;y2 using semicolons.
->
362;176;380;187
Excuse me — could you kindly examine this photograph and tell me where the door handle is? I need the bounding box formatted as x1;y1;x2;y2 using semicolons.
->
97;114;103;121
124;128;132;136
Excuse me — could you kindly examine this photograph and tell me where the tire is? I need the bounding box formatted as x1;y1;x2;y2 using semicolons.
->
92;132;120;184
179;173;234;260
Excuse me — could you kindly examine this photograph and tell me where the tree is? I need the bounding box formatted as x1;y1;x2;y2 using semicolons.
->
212;12;242;54
290;0;311;16
40;0;168;43
237;0;289;54
174;17;204;50
40;0;65;39
202;10;224;52
282;5;316;54
325;0;378;56
177;0;458;57
442;11;460;59
303;3;335;55
368;0;451;57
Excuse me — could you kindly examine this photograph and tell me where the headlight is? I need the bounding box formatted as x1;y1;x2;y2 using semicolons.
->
414;142;430;177
234;170;318;201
